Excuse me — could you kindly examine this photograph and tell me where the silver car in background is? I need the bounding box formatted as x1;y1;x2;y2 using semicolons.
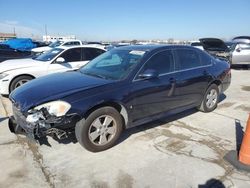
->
227;41;250;65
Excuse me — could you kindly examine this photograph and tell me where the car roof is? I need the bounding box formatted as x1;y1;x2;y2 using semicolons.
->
233;36;250;40
55;45;106;50
116;44;198;52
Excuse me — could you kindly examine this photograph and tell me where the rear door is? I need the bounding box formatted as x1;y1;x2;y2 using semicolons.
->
173;48;212;107
131;49;179;122
47;48;83;73
82;48;105;62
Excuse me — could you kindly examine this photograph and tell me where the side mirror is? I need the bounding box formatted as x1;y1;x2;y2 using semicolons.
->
56;57;65;63
138;69;159;80
236;48;241;52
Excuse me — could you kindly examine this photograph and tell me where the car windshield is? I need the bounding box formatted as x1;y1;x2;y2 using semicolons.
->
34;48;64;61
49;41;64;48
79;49;146;80
225;42;237;51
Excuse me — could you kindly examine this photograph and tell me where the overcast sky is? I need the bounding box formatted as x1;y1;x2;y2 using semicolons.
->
0;0;249;41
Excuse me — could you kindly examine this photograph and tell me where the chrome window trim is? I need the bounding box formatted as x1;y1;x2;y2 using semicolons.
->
133;47;213;82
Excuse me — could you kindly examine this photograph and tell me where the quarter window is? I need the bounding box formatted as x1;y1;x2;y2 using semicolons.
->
141;50;174;75
200;51;212;65
175;49;202;70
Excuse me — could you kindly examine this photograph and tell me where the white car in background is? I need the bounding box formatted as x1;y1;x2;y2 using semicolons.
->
31;40;83;55
190;42;204;50
0;45;105;95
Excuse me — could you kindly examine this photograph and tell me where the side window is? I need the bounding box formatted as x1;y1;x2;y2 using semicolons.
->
200;51;212;65
82;48;105;61
59;48;81;62
63;42;78;46
63;42;71;46
175;49;202;70
141;50;174;75
239;44;250;50
73;42;80;45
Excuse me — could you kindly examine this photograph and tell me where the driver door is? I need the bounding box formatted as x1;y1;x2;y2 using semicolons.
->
130;49;178;122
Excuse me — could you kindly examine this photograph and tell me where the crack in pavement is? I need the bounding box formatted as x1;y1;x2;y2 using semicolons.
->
1;96;55;188
143;120;250;186
16;135;55;188
0;135;55;188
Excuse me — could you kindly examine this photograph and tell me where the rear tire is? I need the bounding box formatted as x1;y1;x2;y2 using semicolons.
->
10;75;33;93
75;107;123;152
198;84;219;112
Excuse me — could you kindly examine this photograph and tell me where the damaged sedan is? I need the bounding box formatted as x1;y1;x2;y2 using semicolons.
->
199;38;232;64
9;45;231;152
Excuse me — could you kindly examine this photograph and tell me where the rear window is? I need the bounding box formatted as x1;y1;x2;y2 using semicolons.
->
175;49;202;70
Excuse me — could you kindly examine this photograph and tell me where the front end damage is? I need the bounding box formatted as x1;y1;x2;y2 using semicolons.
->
9;103;79;140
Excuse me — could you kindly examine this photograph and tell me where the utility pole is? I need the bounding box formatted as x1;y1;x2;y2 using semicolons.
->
45;24;48;42
13;27;16;37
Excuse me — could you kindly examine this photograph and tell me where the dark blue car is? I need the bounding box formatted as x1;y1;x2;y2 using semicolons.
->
9;45;231;152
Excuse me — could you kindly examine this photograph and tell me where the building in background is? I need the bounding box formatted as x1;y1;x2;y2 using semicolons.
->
0;33;16;42
43;35;76;43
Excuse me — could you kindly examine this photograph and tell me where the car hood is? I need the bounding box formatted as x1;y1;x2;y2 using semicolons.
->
10;71;114;112
0;58;41;73
199;38;229;52
31;46;52;52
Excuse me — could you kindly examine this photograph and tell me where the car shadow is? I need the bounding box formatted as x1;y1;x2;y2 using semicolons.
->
117;108;198;145
235;119;244;154
219;93;226;103
38;131;78;147
198;178;225;188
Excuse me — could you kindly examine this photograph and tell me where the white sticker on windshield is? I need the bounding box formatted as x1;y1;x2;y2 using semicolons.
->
129;50;145;56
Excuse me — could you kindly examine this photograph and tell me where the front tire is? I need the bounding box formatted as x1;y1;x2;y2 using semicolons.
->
75;107;123;152
198;84;219;112
10;75;33;93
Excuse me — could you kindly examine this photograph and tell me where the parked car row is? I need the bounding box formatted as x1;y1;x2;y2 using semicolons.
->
0;38;108;63
0;45;106;95
5;45;231;152
31;40;84;55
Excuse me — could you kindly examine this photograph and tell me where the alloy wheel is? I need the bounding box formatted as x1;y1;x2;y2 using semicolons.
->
88;115;117;146
14;79;30;89
206;89;218;109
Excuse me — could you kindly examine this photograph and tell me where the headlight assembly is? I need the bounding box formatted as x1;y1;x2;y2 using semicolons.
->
26;101;71;123
34;101;71;117
0;73;8;79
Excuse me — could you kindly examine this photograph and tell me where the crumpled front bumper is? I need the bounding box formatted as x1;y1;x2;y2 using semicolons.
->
10;104;79;140
10;105;40;139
